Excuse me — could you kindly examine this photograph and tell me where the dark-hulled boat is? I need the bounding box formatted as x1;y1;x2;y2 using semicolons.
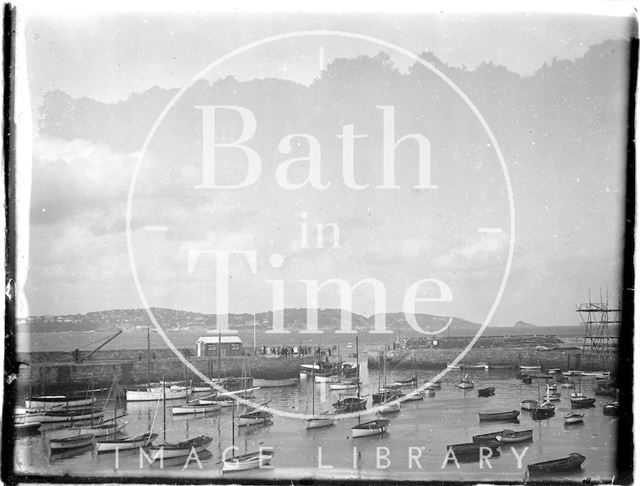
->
526;453;585;476
570;394;596;408
498;429;533;443
603;401;619;416
333;396;366;413
478;410;519;421
447;440;501;457
532;403;555;420
478;387;495;397
472;431;502;444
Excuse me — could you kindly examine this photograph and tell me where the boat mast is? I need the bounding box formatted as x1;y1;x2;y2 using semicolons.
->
311;365;315;415
253;313;257;355
356;336;360;425
147;320;151;388
231;398;235;459
217;329;222;385
162;372;166;443
113;375;118;438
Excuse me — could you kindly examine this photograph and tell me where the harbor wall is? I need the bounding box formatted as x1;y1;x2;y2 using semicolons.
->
15;345;613;394
15;351;313;395
369;348;612;371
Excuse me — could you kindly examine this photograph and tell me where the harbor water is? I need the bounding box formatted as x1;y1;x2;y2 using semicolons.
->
14;368;616;482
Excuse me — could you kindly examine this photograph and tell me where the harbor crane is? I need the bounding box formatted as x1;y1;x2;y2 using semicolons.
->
72;330;123;363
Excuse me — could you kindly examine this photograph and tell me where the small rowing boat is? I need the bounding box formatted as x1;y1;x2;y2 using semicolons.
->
49;433;95;451
526;453;585;476
351;419;390;438
520;399;538;411
252;378;298;388
498;429;533;443
563;411;584;425
478;387;496;397
96;432;157;452
478;410;519;422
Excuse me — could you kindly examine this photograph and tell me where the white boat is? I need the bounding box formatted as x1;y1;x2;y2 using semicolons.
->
351;419;390;438
252;378;298;388
562;370;583;377
519;365;542;371
191;384;214;393
305;414;336;429
15;421;42;432
96;432;158;452
169;385;190;392
564;411;585;425
76;418;128;437
457;376;474;389
543;386;561;401
329;380;359;391
314;374;338;383
305;365;336;429
238;409;272;426
520;399;539;411
581;371;610;379
402;390;425;401
26;396;96;410
222;449;274;472
14;410;45;423
49;433;95;451
222;401;274;472
378;401;401;414
126;387;190;402
171;401;222;415
561;383;575;388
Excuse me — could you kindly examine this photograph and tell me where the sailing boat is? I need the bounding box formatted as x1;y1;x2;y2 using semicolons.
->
237;360;272;426
126;323;189;402
96;389;158;453
372;350;403;405
222;400;274;472
457;363;474;389
305;364;336;429
402;351;425;402
377;351;401;414
146;373;213;458
77;377;128;437
532;376;555;420
351;337;390;438
333;337;367;413
569;374;596;408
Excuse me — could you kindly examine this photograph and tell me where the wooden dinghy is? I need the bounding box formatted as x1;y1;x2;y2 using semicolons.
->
96;432;158;452
351;419;390;438
526;453;585;476
146;434;213;459
222;449;275;472
49;433;95;451
478;410;519;422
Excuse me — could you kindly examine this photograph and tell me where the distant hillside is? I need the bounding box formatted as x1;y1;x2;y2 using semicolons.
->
18;307;475;334
514;320;537;328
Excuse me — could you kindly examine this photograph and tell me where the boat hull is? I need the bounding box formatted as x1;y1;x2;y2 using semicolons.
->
305;417;336;429
126;388;189;402
77;420;128;437
171;404;222;415
26;396;96;410
49;433;95;450
96;433;158;452
527;453;585;475
146;435;213;458
222;450;274;472
351;419;390;438
40;409;104;423
478;410;519;421
253;378;297;388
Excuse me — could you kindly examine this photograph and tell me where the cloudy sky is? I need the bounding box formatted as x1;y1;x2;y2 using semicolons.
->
17;7;634;326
